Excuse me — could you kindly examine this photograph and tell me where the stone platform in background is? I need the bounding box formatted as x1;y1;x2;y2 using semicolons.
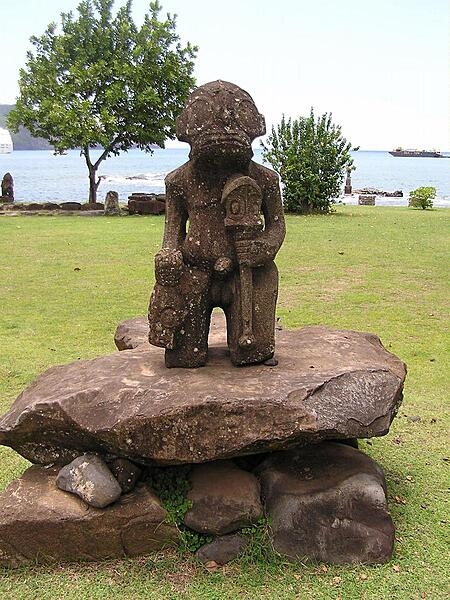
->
0;313;406;466
0;465;177;568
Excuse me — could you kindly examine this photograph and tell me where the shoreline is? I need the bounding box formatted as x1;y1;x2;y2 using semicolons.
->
2;201;450;217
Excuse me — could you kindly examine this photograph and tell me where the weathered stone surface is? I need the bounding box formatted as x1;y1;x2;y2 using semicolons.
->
60;201;82;211
114;311;229;351
56;453;122;508
81;202;104;211
148;80;286;368
0;466;178;568
25;202;45;211
128;193;166;215
196;533;250;565
42;202;61;210
104;191;121;216
1;172;14;200
258;442;395;564
355;188;403;198
108;457;142;493
184;461;263;535
114;316;151;350
359;195;376;206
0;318;405;466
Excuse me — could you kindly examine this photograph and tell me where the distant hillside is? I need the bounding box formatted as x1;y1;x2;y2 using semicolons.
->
0;105;53;150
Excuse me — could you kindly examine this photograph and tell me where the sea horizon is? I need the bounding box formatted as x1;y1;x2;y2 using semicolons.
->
1;148;449;206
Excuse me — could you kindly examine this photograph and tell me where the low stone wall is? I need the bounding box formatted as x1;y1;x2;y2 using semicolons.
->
128;193;166;215
0;201;104;212
358;195;376;205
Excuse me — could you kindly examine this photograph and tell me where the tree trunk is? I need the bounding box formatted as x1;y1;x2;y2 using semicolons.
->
88;163;99;204
83;144;115;204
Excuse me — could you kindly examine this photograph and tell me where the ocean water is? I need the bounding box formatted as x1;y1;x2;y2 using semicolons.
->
0;147;449;207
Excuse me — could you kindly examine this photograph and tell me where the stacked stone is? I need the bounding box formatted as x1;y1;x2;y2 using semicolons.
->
0;313;405;568
127;193;165;215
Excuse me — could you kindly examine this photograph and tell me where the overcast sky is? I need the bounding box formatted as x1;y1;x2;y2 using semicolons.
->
0;0;448;150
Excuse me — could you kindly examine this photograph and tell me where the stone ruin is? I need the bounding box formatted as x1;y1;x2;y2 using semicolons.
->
128;192;166;215
0;81;406;568
0;172;14;202
104;190;121;216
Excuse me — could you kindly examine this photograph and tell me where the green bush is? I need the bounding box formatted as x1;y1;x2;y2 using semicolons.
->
261;109;353;214
408;186;436;209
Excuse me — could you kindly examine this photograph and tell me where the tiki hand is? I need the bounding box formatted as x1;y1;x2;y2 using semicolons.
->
234;238;274;268
155;248;184;286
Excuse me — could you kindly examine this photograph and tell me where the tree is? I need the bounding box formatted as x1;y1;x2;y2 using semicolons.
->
408;186;436;210
261;110;353;214
7;0;197;203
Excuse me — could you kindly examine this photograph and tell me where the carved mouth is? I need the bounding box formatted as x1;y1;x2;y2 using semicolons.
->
194;132;251;155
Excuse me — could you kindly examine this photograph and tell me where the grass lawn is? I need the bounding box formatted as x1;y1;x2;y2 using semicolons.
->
0;205;448;599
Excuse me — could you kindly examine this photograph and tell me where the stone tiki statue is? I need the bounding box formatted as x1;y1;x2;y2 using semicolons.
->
148;80;285;367
1;173;14;200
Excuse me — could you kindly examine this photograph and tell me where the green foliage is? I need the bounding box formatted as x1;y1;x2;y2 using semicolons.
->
7;0;197;201
145;465;212;553
408;186;436;210
261;109;353;214
146;465;192;525
0;208;449;598
240;517;277;564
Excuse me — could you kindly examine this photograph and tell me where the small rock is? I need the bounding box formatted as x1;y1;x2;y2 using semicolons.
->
264;357;278;366
60;202;82;211
108;457;142;493
196;534;250;565
184;461;263;535
56;453;122;508
407;415;422;423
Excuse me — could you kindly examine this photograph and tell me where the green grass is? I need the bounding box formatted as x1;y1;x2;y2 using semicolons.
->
0;206;449;599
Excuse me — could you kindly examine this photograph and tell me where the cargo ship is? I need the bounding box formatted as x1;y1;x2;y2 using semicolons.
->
389;148;443;158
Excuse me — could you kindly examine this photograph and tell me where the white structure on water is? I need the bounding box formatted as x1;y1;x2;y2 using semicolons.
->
0;128;13;153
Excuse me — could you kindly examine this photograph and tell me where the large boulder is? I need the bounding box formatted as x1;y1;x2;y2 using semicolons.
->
0;316;406;466
258;442;395;563
0;465;178;568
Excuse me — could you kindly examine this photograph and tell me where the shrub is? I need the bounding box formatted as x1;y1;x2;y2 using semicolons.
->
408;186;436;210
261;110;353;214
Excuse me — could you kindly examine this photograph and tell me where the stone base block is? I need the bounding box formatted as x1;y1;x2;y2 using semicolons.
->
259;442;395;564
184;461;263;535
0;466;178;568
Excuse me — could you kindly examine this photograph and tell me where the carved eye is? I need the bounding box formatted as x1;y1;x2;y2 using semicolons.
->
235;100;259;133
185;98;213;135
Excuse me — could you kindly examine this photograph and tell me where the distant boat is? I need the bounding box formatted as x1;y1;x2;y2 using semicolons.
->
389;148;443;158
0;128;13;154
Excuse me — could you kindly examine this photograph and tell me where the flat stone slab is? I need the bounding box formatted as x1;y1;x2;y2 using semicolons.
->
114;312;228;350
0;466;178;568
0;316;406;465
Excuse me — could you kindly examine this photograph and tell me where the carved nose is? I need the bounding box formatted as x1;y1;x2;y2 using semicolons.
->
219;107;234;129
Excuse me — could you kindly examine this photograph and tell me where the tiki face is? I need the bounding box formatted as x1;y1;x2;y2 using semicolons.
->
176;80;266;162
